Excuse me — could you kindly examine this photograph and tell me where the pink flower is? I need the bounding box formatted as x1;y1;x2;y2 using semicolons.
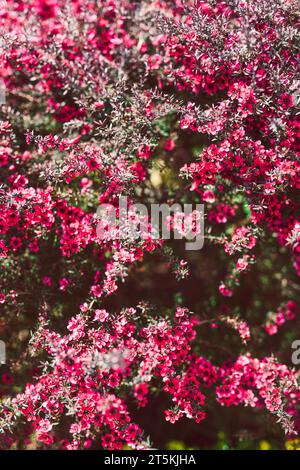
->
219;283;233;297
236;256;249;271
265;324;278;335
59;277;69;291
42;276;52;286
202;190;215;203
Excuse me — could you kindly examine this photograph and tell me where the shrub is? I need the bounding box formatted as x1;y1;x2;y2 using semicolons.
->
0;0;299;450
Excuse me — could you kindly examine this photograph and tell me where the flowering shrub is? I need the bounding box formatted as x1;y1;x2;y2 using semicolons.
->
0;0;299;450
